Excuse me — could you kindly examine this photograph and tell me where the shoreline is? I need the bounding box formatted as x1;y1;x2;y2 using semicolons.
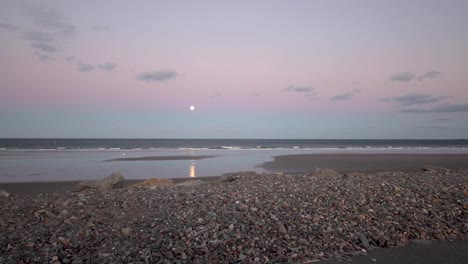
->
3;153;468;194
0;176;223;195
260;153;468;173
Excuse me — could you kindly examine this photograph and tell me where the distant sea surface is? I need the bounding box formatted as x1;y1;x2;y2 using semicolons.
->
1;139;468;182
2;138;468;150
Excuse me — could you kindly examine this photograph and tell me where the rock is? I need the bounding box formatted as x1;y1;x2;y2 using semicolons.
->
422;165;448;172
220;171;257;182
0;190;10;198
346;172;366;177
314;168;340;177
278;223;287;235
359;234;371;250
74;172;124;191
132;178;173;188
121;227;132;236
176;180;205;187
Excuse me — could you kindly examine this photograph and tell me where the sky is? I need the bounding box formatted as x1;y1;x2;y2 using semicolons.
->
0;0;467;139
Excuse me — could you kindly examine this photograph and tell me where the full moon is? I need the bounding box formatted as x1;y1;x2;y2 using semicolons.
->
190;105;195;111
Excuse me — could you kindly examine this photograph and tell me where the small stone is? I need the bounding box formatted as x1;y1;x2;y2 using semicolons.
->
254;257;260;262
0;190;10;197
278;223;287;235
181;252;188;260
121;227;132;236
239;254;247;260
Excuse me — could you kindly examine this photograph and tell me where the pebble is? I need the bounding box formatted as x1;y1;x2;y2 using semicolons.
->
0;170;466;263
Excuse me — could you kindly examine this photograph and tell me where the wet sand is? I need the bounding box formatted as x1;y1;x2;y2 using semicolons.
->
103;155;217;162
321;239;468;264
0;176;222;195
260;154;468;173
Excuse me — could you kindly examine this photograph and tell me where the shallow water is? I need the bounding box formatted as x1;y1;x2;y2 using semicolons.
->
2;147;468;182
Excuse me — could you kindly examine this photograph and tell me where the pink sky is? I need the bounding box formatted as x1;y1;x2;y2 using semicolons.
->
0;0;467;138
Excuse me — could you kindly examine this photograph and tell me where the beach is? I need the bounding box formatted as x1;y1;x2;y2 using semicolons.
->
260;153;468;173
1;163;467;263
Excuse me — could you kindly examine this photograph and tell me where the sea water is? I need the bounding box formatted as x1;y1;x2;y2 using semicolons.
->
1;139;468;182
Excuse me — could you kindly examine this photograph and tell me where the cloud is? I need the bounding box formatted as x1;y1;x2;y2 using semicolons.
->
415;124;455;129
389;72;416;82
330;89;361;101
65;56;75;61
433;117;453;121
78;63;94;72
418;70;443;81
34;52;54;62
422;70;442;78
23;30;55;42
23;3;75;35
136;70;178;82
400;103;468;113
31;42;58;53
250;93;260;97
92;25;110;31
209;92;222;98
283;86;314;92
380;93;451;106
99;62;117;71
0;22;19;31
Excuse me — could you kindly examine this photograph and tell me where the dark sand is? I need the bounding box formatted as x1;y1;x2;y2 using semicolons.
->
0;176;221;195
260;154;468;173
321;239;468;264
104;155;217;162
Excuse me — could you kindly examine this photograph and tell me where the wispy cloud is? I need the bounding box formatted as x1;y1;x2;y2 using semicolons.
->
389;72;416;82
23;30;55;42
136;70;178;82
23;3;75;35
34;52;54;62
283;86;314;93
433;117;453;121
0;22;19;31
209;92;222;98
99;62;117;71
418;70;442;81
401;103;468;113
92;25;110;31
77;63;94;72
415;124;461;130
31;42;58;53
330;89;361;101
380;93;451;106
65;56;75;61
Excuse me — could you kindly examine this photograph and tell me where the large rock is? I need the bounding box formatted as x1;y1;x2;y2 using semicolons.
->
0;189;10;198
132;178;173;188
220;171;258;182
313;168;341;177
74;172;124;192
176;180;205;187
422;165;449;172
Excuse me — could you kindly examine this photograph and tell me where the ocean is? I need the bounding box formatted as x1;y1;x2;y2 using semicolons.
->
1;139;468;182
1;138;468;150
